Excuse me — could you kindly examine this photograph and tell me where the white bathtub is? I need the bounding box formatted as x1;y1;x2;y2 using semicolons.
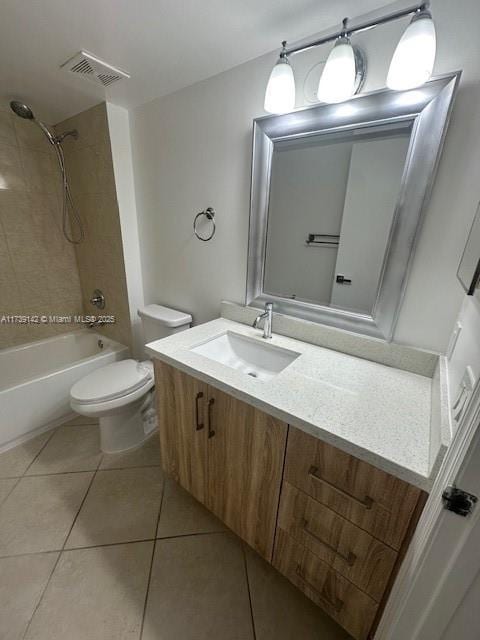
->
0;331;129;452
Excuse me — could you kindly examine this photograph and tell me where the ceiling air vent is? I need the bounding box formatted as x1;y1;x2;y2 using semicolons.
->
60;51;130;87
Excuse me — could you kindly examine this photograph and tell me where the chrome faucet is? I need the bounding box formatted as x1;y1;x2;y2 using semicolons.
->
253;302;273;339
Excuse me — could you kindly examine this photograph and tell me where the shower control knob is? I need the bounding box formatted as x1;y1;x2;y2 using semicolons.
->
90;289;105;309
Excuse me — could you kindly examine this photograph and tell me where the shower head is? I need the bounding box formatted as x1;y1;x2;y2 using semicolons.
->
10;100;58;146
10;101;34;120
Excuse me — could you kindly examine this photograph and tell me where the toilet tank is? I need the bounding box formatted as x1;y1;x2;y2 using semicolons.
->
137;304;192;345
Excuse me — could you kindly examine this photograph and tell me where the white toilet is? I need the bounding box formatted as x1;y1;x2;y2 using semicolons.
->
70;304;192;454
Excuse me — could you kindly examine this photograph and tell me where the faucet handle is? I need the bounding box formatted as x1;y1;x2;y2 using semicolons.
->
90;289;105;309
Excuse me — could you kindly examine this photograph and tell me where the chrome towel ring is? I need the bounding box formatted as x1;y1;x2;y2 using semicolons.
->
193;207;216;241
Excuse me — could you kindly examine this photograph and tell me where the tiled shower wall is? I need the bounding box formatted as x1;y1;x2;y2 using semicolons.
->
55;103;132;349
0;105;83;349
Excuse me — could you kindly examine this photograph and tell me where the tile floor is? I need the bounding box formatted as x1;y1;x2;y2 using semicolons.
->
0;417;351;640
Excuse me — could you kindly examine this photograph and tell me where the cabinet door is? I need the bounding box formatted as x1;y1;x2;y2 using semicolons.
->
206;387;287;560
154;360;207;503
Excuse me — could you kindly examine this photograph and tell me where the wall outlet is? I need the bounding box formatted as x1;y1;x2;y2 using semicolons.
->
447;321;463;360
452;365;476;423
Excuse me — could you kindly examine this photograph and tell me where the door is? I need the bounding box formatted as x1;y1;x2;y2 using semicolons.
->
155;360;207;503
375;379;480;639
206;386;288;560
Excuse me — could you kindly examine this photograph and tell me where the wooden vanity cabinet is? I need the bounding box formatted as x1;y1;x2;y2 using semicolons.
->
155;362;208;503
206;387;287;560
154;360;427;640
274;427;427;640
154;360;287;560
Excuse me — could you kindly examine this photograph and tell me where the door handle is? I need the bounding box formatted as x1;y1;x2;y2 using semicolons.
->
207;398;215;438
195;391;204;431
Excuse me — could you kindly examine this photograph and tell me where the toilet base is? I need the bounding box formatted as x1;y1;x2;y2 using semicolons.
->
98;393;156;454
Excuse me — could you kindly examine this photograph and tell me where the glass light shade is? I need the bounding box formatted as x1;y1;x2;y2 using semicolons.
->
387;12;436;90
264;57;295;114
317;37;357;104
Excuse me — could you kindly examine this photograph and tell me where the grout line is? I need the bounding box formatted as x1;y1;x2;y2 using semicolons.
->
21;463;99;639
22;468;101;478
0;529;229;560
0;476;21;507
139;478;166;639
22;427;58;476
62;537;158;553
15;464;161;480
242;543;257;640
96;464;161;473
155;529;228;542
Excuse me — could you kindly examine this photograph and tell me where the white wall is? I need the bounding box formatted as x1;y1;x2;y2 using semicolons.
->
130;0;480;352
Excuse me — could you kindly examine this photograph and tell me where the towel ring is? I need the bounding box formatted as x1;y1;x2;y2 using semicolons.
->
194;207;216;241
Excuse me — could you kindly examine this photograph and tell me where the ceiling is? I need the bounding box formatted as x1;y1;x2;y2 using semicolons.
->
0;0;394;124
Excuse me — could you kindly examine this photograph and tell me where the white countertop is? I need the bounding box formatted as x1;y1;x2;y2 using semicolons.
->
147;318;435;490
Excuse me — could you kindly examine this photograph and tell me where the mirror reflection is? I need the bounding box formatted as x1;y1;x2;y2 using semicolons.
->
263;122;412;314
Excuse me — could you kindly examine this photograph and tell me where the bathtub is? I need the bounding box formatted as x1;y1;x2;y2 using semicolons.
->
0;331;129;452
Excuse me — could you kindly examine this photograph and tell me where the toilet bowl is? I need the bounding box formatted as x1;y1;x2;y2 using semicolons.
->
69;304;192;453
70;359;156;453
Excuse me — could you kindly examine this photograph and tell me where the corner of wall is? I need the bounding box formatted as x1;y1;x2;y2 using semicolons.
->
106;102;145;358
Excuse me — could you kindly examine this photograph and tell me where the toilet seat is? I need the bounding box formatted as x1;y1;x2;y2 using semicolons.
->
70;359;154;405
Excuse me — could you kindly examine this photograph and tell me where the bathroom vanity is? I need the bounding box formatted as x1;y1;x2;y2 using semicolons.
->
148;313;446;640
145;74;458;639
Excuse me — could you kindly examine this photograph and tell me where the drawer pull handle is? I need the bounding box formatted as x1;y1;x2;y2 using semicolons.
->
207;398;216;438
295;563;344;613
308;466;374;510
302;519;356;567
195;392;204;431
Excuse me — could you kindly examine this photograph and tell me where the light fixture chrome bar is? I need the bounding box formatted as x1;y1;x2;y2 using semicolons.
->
284;2;429;56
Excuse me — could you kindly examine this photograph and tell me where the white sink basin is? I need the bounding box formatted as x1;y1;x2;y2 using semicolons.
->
190;331;300;380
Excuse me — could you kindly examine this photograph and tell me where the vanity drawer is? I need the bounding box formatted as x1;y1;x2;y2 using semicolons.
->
284;427;423;550
278;482;397;602
274;528;378;640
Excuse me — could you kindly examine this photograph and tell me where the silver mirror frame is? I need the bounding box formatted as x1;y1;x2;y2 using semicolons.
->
246;73;461;341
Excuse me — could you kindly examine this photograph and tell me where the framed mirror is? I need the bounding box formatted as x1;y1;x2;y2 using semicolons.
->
246;73;460;340
457;203;480;295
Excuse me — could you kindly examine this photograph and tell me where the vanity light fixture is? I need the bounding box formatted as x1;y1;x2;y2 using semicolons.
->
264;2;435;113
264;41;295;114
387;7;436;90
317;19;365;104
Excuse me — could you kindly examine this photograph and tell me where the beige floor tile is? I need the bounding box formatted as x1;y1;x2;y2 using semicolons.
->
25;542;152;640
26;425;101;475
0;473;93;556
245;548;351;640
61;415;99;427
0;552;58;640
0;478;18;505
100;432;161;470
66;467;163;548
0;431;54;478
157;478;226;538
142;532;254;640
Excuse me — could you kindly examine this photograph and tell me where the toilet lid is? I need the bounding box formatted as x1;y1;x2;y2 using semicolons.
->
71;359;153;404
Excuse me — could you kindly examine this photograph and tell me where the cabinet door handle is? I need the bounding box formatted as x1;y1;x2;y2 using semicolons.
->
195;392;204;431
295;563;344;613
207;398;215;438
302;519;356;567
308;465;374;510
